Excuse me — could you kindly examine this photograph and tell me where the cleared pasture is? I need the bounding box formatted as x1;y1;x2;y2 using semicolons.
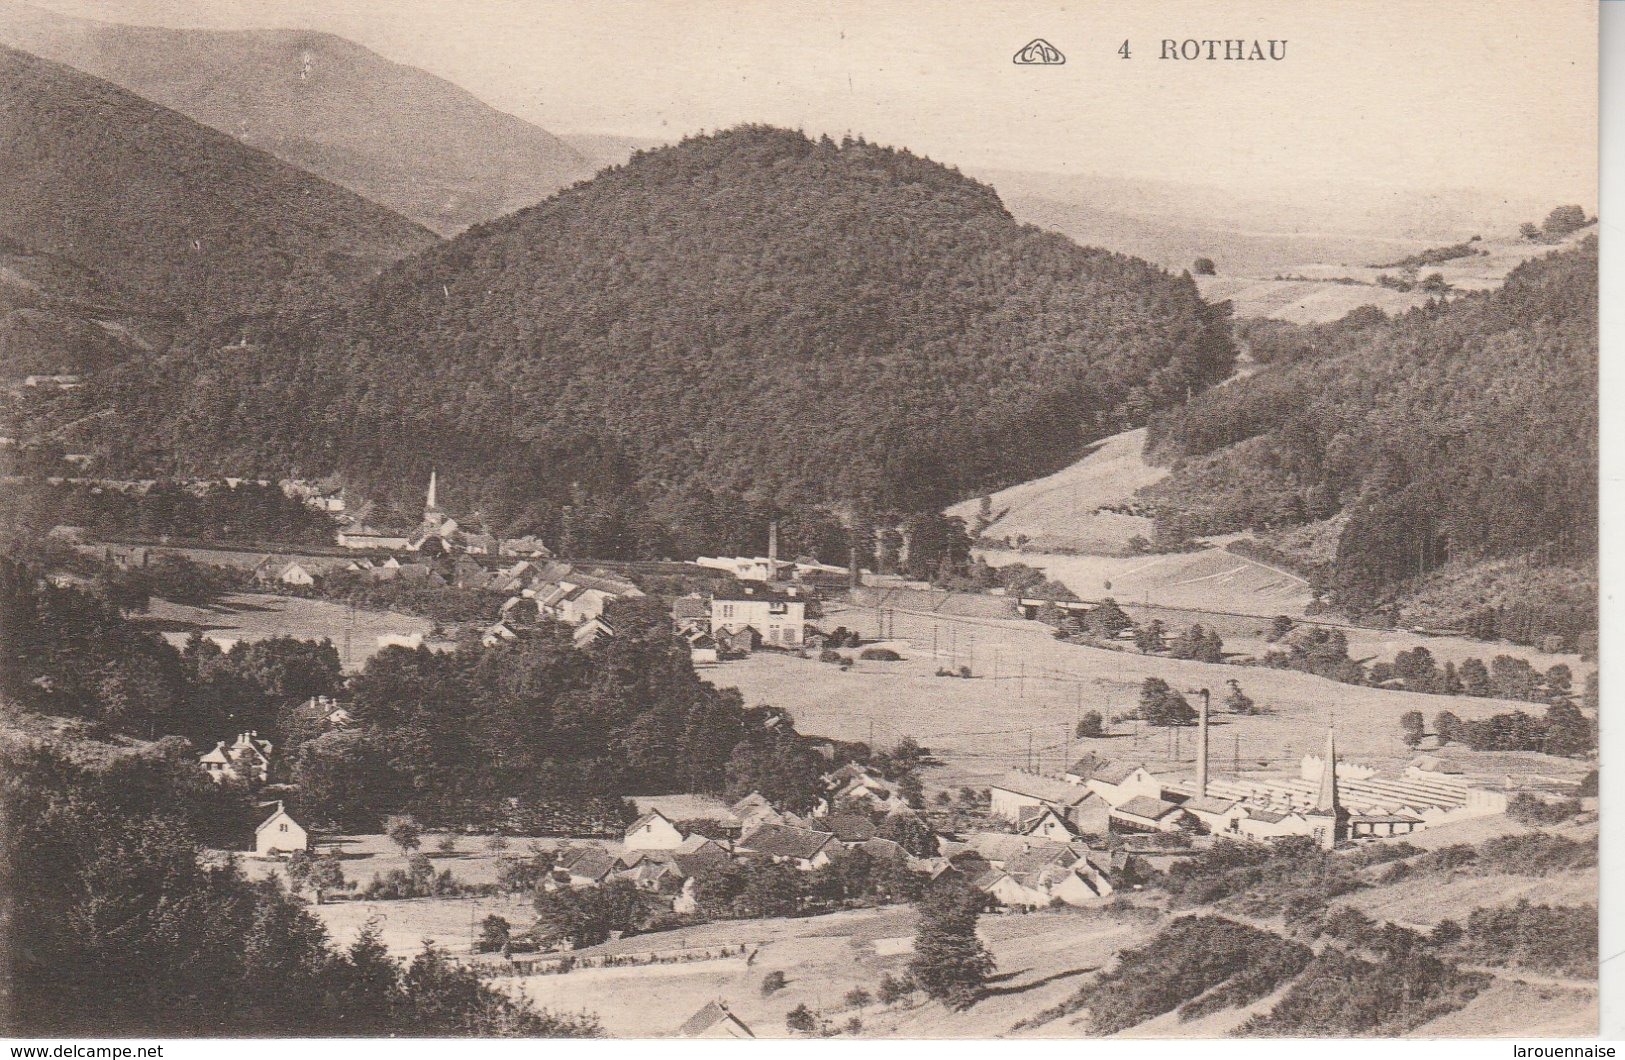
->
138;591;442;670
714;601;1542;793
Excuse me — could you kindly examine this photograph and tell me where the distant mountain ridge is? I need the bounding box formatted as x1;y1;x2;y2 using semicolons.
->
0;44;436;328
0;0;591;235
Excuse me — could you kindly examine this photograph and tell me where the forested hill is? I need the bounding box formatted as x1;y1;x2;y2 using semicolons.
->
0;1;589;236
0;46;436;326
96;126;1234;557
1144;238;1597;635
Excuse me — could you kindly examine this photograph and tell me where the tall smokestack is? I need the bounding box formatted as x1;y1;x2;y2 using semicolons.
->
849;546;859;590
1197;687;1210;798
768;520;779;579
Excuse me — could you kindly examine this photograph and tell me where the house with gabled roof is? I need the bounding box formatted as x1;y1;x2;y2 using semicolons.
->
1019;806;1085;843
813;812;878;845
254;802;307;856
990;770;1100;824
738;823;838;870
1086;762;1164;807
1109;795;1191;834
1182;794;1247;835
481;621;519;648
678;1000;755;1039
973;867;1050;910
557;845;618;887
625;809;687;851
1048;863;1115;905
572;615;616;649
200;731;274;784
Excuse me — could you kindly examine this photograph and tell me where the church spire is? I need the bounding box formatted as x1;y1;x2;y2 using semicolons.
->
426;469;438;513
1314;726;1339;812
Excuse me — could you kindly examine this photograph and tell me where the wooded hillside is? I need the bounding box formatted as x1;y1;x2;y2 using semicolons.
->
92;126;1234;557
0;45;435;326
1144;239;1596;634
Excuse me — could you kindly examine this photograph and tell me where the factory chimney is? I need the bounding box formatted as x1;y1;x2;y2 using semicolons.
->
1196;687;1211;798
767;520;779;580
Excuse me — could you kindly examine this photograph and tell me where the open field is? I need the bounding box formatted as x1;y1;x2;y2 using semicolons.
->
136;591;445;670
237;832;591;956
714;600;1544;793
967;548;1592;682
507;903;1147;1038
944;428;1163;554
1193;226;1593;323
974;546;1315;618
306;893;540;959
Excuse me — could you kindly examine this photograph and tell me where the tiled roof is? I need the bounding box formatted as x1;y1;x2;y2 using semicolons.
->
816;812;878;843
740;824;834;861
1113;796;1183;821
1183;796;1240;815
1090;760;1141;785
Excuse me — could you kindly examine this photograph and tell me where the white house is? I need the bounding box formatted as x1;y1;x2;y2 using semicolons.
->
710;585;806;649
278;562;317;587
1049;864;1115;905
200;732;274;784
255;803;307;856
481;621;519;648
1086;762;1164;808
625;809;687;851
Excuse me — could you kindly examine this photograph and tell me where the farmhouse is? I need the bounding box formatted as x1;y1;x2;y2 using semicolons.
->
254;802;307;857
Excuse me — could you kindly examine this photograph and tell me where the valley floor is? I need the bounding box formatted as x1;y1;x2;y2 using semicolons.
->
713;598;1564;793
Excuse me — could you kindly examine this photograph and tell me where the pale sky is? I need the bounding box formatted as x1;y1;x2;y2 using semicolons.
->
26;0;1599;200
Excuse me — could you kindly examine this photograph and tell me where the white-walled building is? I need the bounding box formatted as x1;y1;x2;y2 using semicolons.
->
255;803;307;856
711;585;805;649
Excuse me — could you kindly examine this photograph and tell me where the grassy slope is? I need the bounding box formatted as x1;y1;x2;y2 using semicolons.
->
944;428;1165;554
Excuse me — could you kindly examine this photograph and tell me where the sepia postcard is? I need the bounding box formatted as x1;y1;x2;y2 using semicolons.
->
0;0;1604;1044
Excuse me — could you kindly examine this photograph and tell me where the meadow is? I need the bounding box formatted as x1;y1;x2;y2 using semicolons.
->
138;591;442;670
712;600;1560;792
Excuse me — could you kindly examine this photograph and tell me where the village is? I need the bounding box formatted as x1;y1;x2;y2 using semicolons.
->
15;466;1600;1038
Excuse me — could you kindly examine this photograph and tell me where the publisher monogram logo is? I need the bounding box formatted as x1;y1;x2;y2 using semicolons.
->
1013;38;1065;65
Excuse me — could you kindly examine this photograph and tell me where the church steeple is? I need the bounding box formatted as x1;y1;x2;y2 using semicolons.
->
426;469;439;515
1314;726;1339;813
